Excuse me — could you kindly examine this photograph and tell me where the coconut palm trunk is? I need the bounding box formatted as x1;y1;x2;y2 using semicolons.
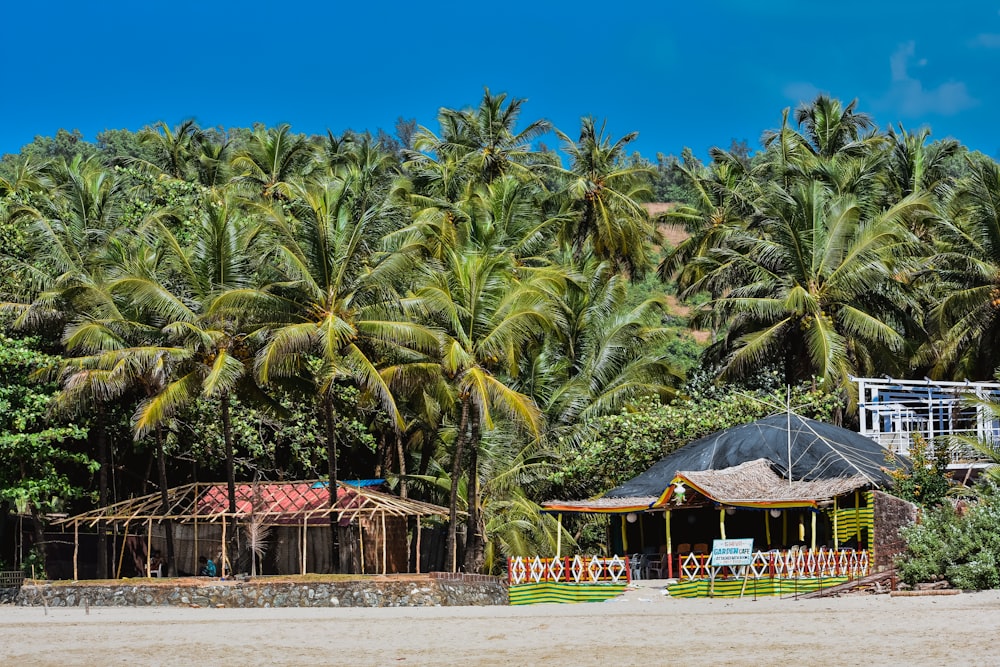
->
155;426;176;576
94;407;109;579
446;398;471;571
463;410;484;572
323;396;343;573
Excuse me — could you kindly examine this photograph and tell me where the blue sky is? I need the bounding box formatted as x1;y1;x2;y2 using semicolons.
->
2;1;997;160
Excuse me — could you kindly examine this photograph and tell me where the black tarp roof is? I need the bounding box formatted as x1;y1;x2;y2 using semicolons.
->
605;413;906;499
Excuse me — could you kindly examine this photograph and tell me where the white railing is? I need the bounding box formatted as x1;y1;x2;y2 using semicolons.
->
678;548;869;581
507;555;630;585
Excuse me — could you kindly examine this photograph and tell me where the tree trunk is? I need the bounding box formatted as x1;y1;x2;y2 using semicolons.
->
463;411;484;573
446;398;470;572
222;392;237;515
324;396;342;573
95;406;109;579
156;427;176;576
395;433;407;499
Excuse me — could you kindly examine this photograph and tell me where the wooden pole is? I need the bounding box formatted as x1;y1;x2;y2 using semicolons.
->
301;517;307;575
381;511;387;576
811;512;817;551
833;497;839;548
359;517;366;574
73;522;79;581
146;519;152;578
665;510;673;579
556;513;563;558
116;524;129;579
782;511;788;546
415;518;422;574
854;491;862;548
765;511;772;547
719;508;726;540
620;515;628;553
798;514;805;543
193;482;199;572
221;517;227;578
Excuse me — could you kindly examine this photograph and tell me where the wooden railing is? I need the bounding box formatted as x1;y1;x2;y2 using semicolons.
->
507;555;631;586
677;548;869;581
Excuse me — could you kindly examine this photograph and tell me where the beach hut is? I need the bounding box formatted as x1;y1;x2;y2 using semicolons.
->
536;413;916;597
52;480;453;579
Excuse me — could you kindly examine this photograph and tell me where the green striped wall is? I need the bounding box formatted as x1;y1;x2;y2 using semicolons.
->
508;582;628;605
667;576;850;598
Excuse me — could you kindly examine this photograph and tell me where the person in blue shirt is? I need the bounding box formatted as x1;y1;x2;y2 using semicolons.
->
198;556;217;577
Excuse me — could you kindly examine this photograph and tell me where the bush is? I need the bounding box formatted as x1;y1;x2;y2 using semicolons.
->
897;482;1000;589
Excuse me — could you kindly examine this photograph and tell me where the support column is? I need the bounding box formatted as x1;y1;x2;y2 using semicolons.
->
221;518;227;578
665;510;673;579
555;513;563;558
73;522;79;581
811;512;817;551
719;508;726;540
415;519;422;574
833;497;839;549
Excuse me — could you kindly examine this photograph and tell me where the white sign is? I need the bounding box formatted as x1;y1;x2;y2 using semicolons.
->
711;538;754;566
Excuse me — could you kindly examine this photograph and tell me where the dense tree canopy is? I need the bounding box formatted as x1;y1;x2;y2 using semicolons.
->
2;89;999;574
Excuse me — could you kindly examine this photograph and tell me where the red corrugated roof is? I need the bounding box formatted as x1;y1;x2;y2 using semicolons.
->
196;483;369;525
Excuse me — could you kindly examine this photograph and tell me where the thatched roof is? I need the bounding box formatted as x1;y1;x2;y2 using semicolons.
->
54;480;453;528
671;459;871;509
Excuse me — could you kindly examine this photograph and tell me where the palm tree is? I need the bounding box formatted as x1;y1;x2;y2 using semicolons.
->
415;246;555;571
109;188;269;518
138;120;202;180
548;117;658;275
690;180;929;393
920;158;1000;378
410;88;551;186
218;174;437;572
543;256;682;445
230;124;315;201
2;156;132;578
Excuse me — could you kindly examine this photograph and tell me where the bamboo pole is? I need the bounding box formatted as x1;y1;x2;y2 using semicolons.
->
556;513;563;558
833;497;839;549
221;517;227;578
146;519;152;577
116;523;129;579
359;517;366;574
665;510;673;580
415;518;422;574
765;511;771;547
381;510;387;575
620;515;628;553
811;512;817;551
73;522;79;581
854;490;862;548
719;509;726;540
798;514;805;543
193;482;199;572
301;517;307;575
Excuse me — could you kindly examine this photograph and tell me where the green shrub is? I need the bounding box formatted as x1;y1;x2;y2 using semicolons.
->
897;482;1000;589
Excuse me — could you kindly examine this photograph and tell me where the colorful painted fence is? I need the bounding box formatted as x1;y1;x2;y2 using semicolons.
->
507;556;631;605
668;576;851;598
677;548;870;581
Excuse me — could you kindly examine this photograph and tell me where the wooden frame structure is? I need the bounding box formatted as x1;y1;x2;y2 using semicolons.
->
54;481;453;579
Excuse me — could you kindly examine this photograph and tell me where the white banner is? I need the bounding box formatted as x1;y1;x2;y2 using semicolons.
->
711;538;754;566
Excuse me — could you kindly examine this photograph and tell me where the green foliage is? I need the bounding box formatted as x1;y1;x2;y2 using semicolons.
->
0;333;91;515
897;482;1000;589
885;435;953;507
549;381;842;498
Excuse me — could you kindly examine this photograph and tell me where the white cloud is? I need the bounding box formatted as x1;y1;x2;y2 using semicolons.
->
972;33;1000;48
878;42;977;116
782;82;822;104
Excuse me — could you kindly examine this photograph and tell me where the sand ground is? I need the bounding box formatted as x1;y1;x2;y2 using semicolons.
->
2;581;999;666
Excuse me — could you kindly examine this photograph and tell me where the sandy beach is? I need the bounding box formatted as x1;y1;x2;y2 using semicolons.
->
2;584;999;666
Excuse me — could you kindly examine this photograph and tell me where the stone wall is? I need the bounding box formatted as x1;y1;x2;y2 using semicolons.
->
873;490;918;571
14;573;508;608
